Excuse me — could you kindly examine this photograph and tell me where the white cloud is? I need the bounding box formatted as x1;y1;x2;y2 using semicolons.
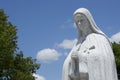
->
64;52;69;56
73;22;77;28
36;48;61;63
33;74;45;80
110;32;120;43
61;19;76;28
58;39;77;49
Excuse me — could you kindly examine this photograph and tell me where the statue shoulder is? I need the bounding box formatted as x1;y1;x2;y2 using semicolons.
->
88;33;108;41
83;33;110;50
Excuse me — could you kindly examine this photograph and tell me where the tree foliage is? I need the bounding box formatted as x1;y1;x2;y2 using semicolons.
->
0;9;40;80
112;42;120;79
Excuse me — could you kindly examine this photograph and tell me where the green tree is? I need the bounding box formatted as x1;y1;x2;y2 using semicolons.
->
0;9;17;79
0;9;40;80
112;42;120;79
11;51;39;80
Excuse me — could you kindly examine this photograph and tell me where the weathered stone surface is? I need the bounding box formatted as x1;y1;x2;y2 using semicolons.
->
62;8;118;80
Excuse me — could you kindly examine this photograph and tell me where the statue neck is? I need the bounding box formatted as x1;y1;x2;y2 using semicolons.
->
77;28;93;44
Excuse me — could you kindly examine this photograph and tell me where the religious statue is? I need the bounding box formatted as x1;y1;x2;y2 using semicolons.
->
62;8;118;80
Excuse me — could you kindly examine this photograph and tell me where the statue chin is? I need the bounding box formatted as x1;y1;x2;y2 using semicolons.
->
80;72;89;80
68;73;79;80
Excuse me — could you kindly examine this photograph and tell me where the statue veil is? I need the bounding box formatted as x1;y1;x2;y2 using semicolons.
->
74;8;106;41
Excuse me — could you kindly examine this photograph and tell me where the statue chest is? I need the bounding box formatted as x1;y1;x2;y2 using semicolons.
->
77;34;101;62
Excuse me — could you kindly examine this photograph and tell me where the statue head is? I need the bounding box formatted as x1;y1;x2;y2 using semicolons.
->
74;8;105;41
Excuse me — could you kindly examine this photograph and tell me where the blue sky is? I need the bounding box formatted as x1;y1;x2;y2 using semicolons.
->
0;0;120;80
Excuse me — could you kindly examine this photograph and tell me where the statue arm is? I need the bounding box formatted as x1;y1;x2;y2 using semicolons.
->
68;51;80;80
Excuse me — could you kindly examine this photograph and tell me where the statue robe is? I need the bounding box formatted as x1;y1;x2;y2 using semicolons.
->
62;33;118;80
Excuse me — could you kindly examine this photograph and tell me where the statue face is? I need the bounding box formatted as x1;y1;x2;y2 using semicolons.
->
74;13;90;33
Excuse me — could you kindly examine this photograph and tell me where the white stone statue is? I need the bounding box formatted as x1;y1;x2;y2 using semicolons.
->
62;8;118;80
